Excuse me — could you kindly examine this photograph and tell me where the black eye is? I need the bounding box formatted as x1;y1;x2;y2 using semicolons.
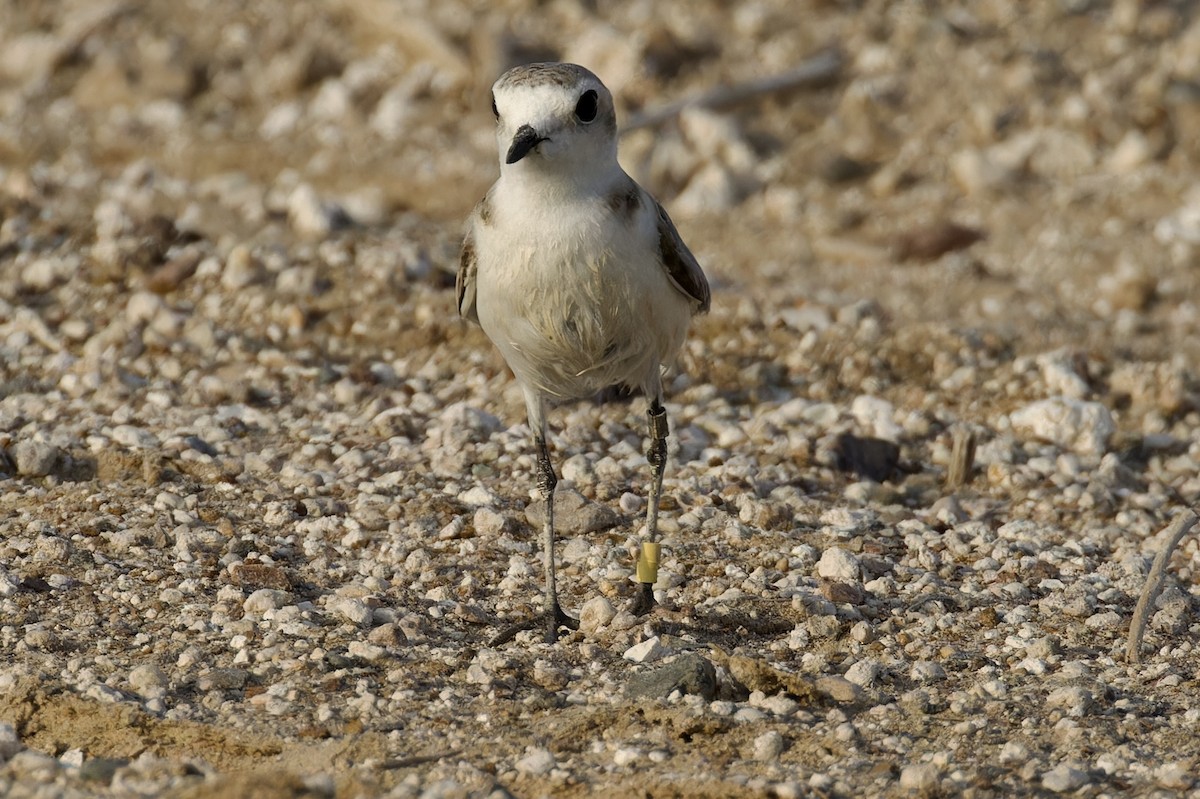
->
575;89;598;123
491;94;499;119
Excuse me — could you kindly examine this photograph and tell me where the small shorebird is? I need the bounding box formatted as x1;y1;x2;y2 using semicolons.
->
457;62;710;643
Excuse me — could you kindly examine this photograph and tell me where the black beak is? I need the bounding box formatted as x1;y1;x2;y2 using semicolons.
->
506;124;545;164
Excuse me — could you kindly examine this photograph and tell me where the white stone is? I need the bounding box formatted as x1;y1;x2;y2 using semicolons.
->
1009;397;1115;455
753;730;785;761
328;596;373;627
844;659;880;687
1042;763;1090;793
128;663;168;693
111;424;160;450
851;395;902;440
613;747;640;767
623;636;666;664
578;596;617;634
515;746;556;776
899;763;940;793
243;589;293;614
816;547;860;581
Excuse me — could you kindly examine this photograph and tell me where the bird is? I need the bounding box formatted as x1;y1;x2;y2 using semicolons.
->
457;62;710;644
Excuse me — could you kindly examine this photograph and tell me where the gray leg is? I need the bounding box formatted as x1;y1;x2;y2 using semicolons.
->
534;435;575;642
488;393;577;647
631;399;669;616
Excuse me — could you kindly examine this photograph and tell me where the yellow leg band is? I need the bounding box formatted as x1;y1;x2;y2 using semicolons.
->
636;542;660;584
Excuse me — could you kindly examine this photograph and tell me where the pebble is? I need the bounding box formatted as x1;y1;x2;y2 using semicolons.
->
128;664;168;694
287;184;347;239
623;636;667;664
844;659;880;688
514;747;556;777
1009;398;1115;456
328;596;373;627
815;676;861;704
1047;686;1092;716
578;596;616;634
910;661;947;683
525;489;620;535
899;763;940;793
752;731;785;761
243;588;293;614
14;440;58;477
1042;763;1090;793
816;547;861;581
625;654;716;701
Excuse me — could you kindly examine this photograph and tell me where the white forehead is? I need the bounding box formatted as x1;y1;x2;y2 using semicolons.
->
492;63;607;120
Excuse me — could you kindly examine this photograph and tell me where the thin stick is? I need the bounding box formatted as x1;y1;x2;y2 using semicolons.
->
946;425;976;489
381;750;463;769
621;48;844;133
1126;509;1198;663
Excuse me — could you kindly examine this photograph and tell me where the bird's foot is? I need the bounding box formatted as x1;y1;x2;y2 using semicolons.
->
625;582;656;617
489;603;578;646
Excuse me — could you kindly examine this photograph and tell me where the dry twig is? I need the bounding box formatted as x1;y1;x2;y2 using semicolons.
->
621;48;844;132
946;425;977;489
1125;509;1198;663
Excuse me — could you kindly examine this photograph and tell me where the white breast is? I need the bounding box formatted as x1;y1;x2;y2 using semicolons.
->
474;184;692;401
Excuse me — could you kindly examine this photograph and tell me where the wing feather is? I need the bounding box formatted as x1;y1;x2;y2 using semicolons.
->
653;200;710;313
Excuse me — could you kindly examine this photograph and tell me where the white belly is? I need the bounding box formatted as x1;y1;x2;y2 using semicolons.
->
475;207;691;400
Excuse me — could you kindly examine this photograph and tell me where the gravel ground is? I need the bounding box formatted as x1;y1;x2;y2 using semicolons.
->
2;1;1200;797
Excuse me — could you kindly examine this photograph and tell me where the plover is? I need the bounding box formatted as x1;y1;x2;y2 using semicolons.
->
458;62;710;643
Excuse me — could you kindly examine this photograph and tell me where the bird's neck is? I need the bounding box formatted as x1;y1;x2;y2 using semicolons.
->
500;159;623;206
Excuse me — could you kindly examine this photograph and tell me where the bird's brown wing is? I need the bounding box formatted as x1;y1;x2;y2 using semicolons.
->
653;199;711;313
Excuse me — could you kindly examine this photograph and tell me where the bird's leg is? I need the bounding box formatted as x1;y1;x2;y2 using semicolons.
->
630;400;669;616
535;435;577;642
488;395;578;647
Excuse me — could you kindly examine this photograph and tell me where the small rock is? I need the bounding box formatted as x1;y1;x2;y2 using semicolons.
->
1009;398;1115;456
7;749;60;783
910;661;947;683
514;747;556;777
578;596;617;634
288;184;349;239
197;668;249;691
14;440;58;477
815;675;861;703
623;636;667;664
0;722;22;760
328;596;373;627
752;730;785;761
816;547;861;581
1042;763;1090;793
1156;762;1194;790
612;747;640;767
893;220;985;262
243;588;293;614
473;507;510;537
625;653;717;700
844;659;880;687
525;489;620;534
366;622;407;648
346;641;386;661
899;763;940;794
1047;686;1092;716
834;433;900;481
128;663;168;693
533;660;568;691
229;562;292;591
221;244;261;290
111;424;159;450
79;758;127;784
